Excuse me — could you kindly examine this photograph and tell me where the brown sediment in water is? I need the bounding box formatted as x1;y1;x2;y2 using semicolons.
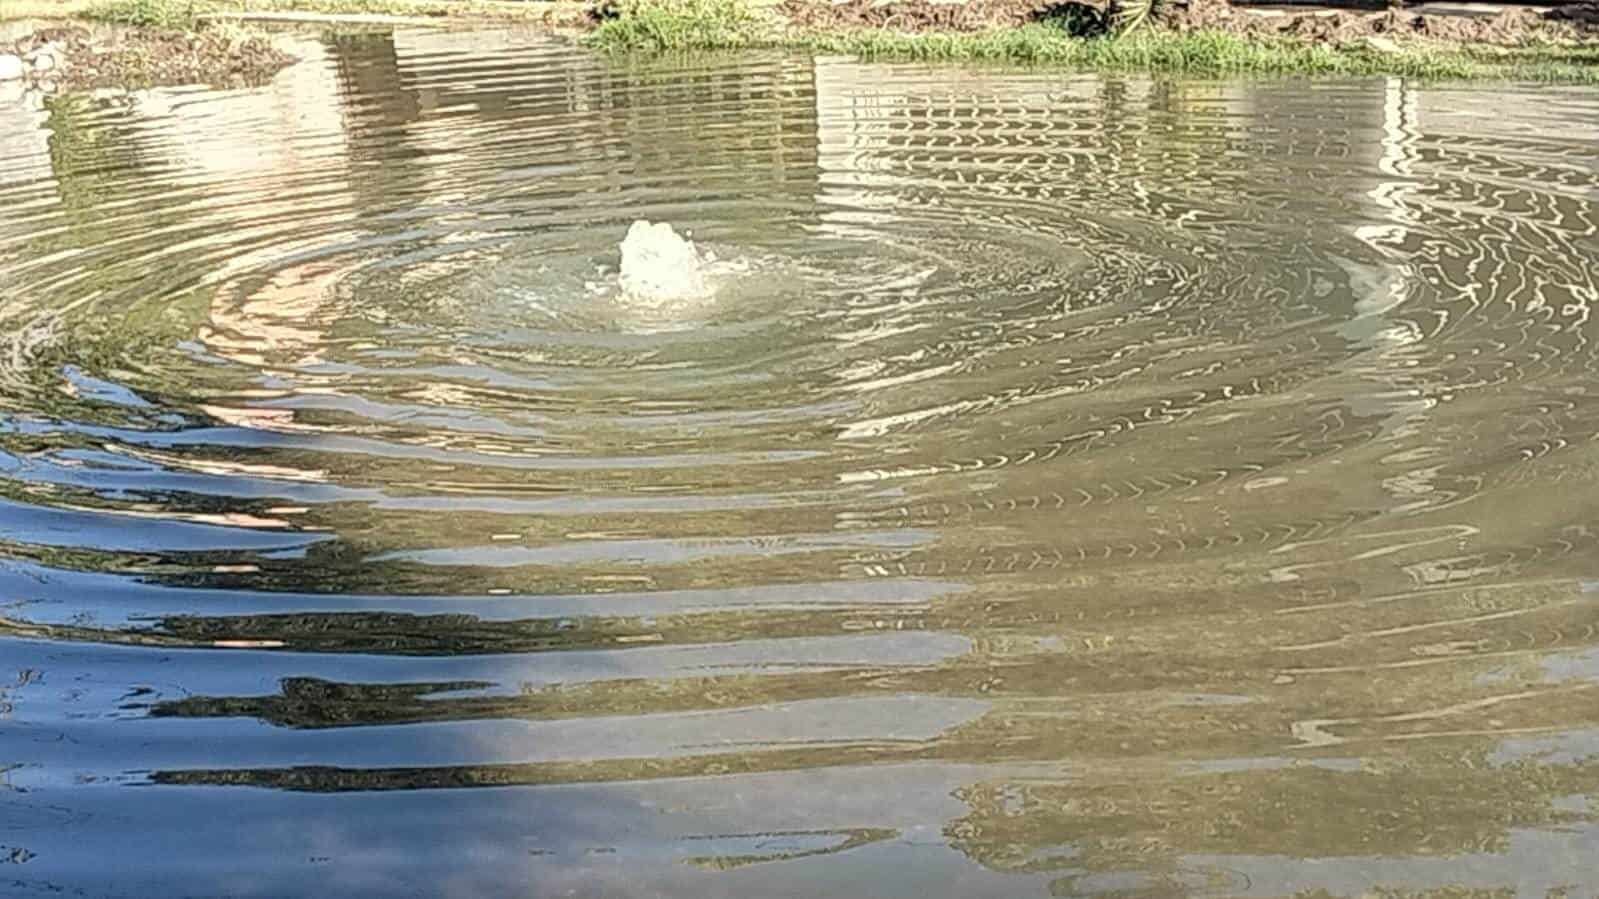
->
3;24;294;92
781;0;1597;44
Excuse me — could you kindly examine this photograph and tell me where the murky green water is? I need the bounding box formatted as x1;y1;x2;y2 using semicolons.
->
3;28;1599;897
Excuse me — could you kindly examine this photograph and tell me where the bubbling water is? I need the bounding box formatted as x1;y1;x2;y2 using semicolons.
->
618;220;713;305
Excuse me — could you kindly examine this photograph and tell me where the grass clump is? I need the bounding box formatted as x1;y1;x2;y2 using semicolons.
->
85;0;208;28
587;0;774;51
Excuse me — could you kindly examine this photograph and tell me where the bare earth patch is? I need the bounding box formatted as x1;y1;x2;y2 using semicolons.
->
781;0;1073;31
3;24;294;92
1160;0;1585;44
782;0;1078;31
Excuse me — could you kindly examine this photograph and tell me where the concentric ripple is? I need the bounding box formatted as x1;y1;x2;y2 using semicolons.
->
4;30;1599;898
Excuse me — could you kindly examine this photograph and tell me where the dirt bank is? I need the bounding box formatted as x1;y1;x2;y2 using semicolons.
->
2;24;293;92
780;0;1065;31
782;0;1597;44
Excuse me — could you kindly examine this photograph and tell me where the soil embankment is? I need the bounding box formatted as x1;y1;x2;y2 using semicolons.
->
784;0;1599;45
1;24;293;91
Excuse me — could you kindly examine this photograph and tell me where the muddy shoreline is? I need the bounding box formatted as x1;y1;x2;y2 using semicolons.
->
1;24;293;92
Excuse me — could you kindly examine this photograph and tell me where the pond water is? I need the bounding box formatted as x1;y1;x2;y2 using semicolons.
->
3;28;1599;898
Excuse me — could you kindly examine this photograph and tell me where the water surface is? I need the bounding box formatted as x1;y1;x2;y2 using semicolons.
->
3;30;1599;898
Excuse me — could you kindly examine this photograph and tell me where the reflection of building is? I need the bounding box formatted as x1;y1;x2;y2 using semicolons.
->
129;37;347;178
106;39;365;370
0;84;52;191
812;60;1107;235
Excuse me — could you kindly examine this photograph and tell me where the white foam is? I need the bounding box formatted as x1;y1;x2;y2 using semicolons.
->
618;220;712;305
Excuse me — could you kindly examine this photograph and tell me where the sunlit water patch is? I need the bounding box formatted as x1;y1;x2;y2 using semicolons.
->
2;30;1599;898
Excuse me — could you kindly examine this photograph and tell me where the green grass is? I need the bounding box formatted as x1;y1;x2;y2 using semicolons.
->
587;0;1599;81
800;27;1599;80
588;0;771;50
85;0;205;28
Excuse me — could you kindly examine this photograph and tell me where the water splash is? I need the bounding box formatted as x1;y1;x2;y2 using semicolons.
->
618;220;712;304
